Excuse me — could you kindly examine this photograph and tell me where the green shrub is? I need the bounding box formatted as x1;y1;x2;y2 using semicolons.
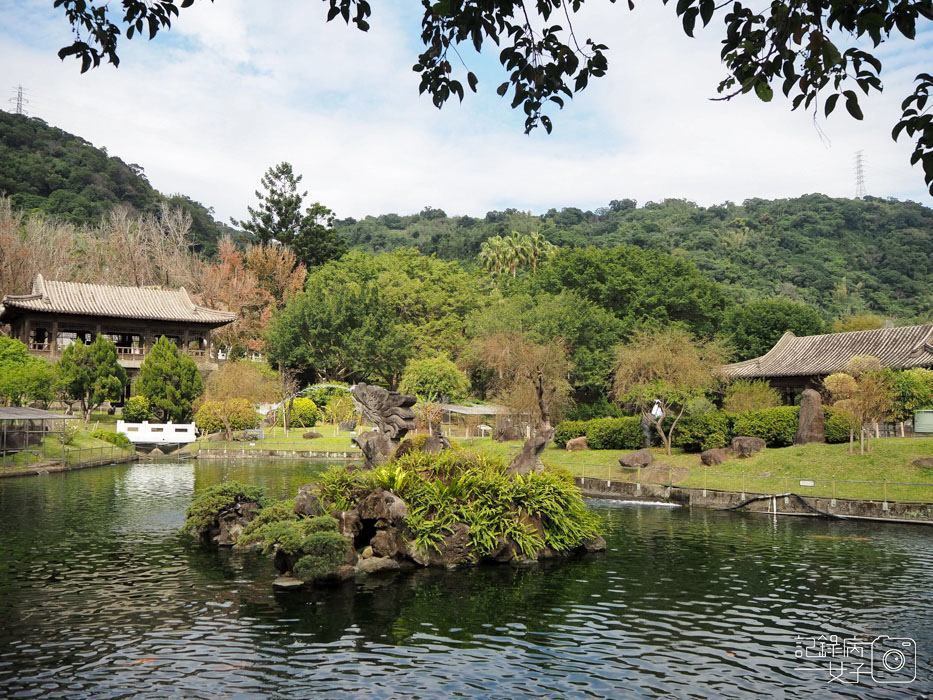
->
307;384;351;408
823;407;852;444
672;413;733;452
565;397;623;421
732;406;799;447
195;399;260;434
723;379;781;413
398;354;470;402
278;397;319;428
122;396;152;422
323;393;357;424
585;417;644;450
183;481;269;532
293;531;350;581
684;396;717;416
91;429;131;448
64;422;80;445
554;420;587;448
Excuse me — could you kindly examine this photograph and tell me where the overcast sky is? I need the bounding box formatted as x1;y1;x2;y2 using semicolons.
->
2;1;931;223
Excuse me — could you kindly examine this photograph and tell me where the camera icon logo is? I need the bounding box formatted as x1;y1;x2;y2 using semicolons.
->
871;636;917;684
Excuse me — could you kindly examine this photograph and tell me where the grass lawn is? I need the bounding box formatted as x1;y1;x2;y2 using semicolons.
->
180;423;362;454
1;428;131;472
455;436;933;502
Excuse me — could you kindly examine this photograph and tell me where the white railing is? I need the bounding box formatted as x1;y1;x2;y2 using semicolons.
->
117;420;198;444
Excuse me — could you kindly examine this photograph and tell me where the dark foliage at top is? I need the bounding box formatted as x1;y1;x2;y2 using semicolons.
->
334;195;933;321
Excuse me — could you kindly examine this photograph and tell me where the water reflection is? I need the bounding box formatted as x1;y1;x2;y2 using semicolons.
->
0;461;929;698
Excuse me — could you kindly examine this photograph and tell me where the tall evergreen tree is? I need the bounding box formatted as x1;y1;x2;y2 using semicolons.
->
233;162;347;269
135;336;203;422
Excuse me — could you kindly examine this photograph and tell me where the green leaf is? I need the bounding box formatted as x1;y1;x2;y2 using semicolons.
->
844;92;864;120
754;81;773;102
824;93;839;117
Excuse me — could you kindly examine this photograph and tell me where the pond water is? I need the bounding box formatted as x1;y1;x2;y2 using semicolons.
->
0;459;930;698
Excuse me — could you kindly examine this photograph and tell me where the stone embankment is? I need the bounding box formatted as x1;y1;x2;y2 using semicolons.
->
576;477;933;525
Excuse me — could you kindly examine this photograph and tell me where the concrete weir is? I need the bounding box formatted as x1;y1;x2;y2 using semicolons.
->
575;477;933;525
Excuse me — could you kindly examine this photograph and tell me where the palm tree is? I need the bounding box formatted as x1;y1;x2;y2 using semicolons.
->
525;232;557;272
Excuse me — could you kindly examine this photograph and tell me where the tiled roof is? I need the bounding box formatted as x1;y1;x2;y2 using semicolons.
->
722;324;933;378
0;275;236;326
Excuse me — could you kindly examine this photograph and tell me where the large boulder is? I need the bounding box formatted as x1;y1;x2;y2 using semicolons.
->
701;448;730;466
732;436;766;458
493;418;523;442
582;535;607;553
370;527;407;558
422;434;452;453
913;457;933;469
302;431;324;439
619;448;654;468
357;488;408;527
294;485;325;517
356;556;401;575
795;389;825;445
212;501;260;546
566;436;589;451
407;522;475;568
352;430;396;467
333;510;362;540
485;536;518;564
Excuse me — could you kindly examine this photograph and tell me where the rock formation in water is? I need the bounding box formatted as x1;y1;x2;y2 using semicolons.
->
350;383;419;467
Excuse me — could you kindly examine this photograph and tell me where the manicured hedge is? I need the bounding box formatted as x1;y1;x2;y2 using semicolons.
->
585;417;645;450
553;420;587;448
823;407;851;444
731;406;800;447
553;417;644;450
90;429;132;448
671;413;734;452
556;404;817;452
195;399;261;434
278;397;320;428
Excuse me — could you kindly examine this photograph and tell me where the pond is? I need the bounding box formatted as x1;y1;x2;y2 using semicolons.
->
0;459;930;698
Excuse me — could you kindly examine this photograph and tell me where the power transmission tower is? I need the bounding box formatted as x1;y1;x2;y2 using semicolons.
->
8;85;28;116
854;150;867;199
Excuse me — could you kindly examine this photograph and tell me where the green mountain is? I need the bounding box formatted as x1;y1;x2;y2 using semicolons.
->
2;111;929;322
0;111;232;256
334;195;933;322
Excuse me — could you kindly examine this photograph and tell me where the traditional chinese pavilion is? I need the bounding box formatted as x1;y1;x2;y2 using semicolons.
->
0;275;236;373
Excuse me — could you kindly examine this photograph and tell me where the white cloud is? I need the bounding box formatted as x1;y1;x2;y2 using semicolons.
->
0;0;929;223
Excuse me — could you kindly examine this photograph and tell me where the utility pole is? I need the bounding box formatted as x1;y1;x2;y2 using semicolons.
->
854;150;867;199
8;85;28;116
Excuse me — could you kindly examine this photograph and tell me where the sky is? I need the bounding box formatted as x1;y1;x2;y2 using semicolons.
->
1;1;931;223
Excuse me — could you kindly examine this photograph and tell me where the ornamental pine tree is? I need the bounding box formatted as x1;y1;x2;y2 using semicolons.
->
135;336;203;422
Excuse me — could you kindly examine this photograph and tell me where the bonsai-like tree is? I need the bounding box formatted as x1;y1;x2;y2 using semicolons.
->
612;327;728;455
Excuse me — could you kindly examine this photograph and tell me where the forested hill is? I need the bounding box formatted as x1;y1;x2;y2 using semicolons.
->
334;196;933;322
0;112;231;255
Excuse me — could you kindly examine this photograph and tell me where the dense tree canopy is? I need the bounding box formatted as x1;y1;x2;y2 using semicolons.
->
0;338;55;407
523;245;731;339
56;335;128;421
51;0;933;192
721;298;827;361
335;195;933;323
